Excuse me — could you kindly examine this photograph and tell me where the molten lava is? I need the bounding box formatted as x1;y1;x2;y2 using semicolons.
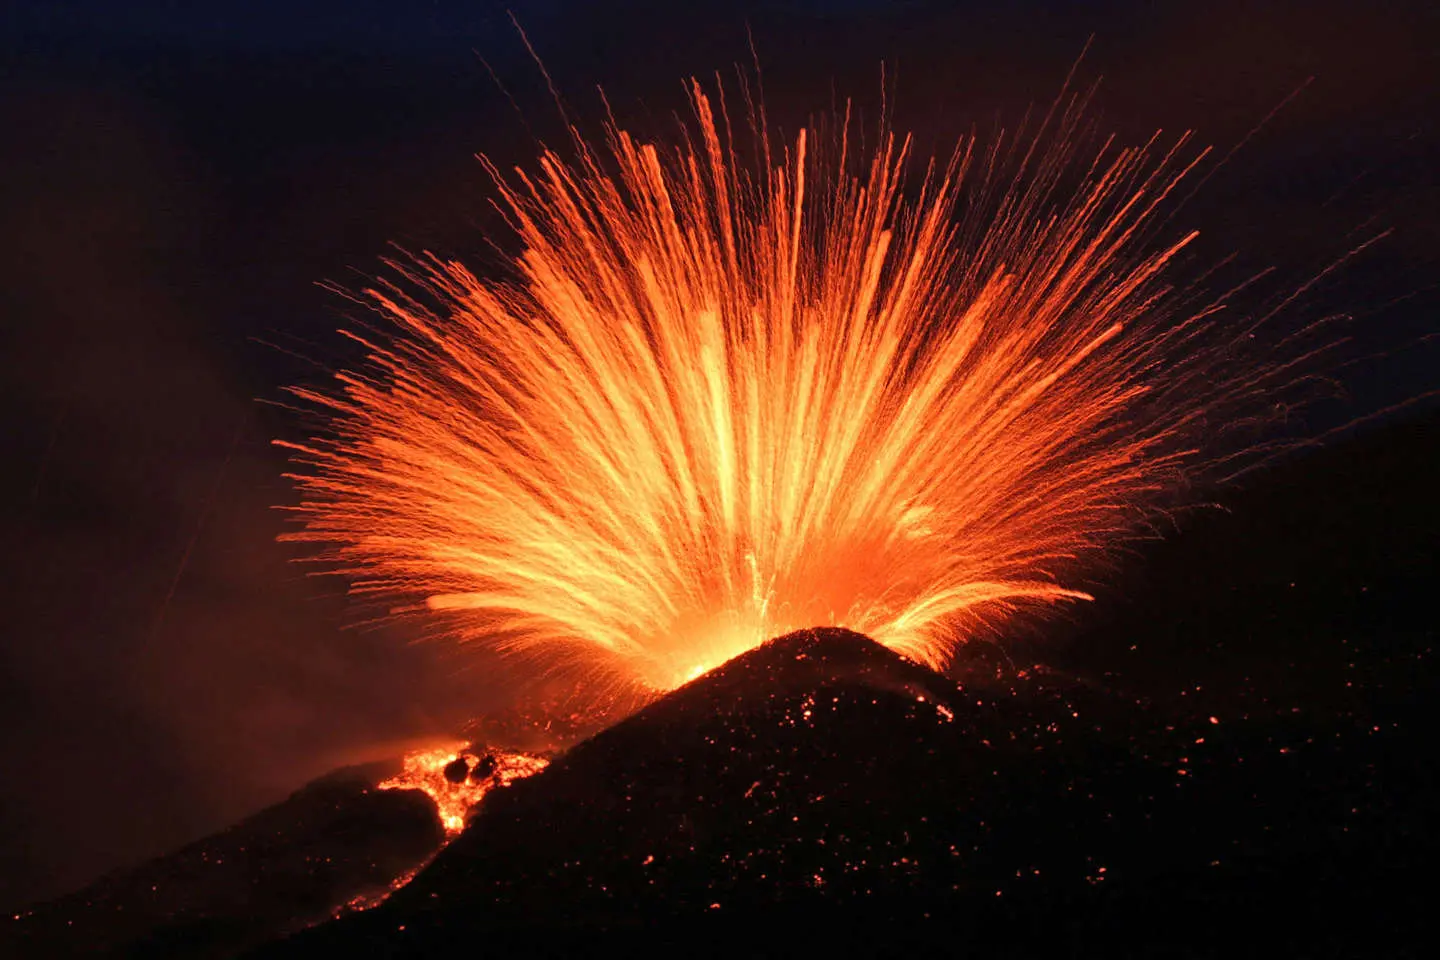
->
280;78;1309;702
378;744;549;834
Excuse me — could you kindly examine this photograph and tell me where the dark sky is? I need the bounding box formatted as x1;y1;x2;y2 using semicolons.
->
1;0;1436;911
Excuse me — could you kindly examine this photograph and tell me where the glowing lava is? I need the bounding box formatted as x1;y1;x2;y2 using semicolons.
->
280;78;1311;701
378;744;549;834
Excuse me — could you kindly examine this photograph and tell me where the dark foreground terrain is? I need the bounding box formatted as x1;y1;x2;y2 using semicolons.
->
3;762;442;957
6;413;1436;958
261;618;1432;957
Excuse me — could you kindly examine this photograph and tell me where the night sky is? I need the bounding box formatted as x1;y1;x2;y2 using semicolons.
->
2;0;1437;912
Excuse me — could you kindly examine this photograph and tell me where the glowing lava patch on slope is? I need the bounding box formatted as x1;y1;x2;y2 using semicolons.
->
379;744;549;834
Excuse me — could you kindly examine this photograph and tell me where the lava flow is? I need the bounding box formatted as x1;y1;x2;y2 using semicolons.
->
379;744;549;835
280;76;1316;704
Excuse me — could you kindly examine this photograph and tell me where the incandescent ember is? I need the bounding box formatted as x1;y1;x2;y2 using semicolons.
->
279;76;1330;708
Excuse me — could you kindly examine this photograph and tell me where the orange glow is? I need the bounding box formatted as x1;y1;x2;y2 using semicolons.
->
378;743;549;834
280;79;1296;702
335;861;429;918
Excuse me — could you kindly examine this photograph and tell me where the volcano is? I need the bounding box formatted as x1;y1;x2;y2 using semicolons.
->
7;418;1437;958
279;627;1149;942
9;616;1436;956
262;623;1433;955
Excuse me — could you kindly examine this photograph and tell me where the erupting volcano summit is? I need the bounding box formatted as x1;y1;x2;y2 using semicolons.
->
279;78;1310;708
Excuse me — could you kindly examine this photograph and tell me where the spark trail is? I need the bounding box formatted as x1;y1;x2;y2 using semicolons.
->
279;80;1306;702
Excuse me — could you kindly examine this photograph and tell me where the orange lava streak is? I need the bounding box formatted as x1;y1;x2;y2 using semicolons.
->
280;79;1284;699
335;861;428;918
379;744;549;834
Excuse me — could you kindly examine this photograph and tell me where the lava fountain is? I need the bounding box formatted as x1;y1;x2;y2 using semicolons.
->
279;77;1321;703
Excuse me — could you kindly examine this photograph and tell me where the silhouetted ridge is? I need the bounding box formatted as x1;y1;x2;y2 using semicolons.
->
267;626;1161;953
263;591;1438;956
635;625;955;709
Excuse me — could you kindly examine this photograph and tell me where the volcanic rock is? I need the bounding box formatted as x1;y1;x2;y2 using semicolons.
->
442;757;470;784
470;754;497;781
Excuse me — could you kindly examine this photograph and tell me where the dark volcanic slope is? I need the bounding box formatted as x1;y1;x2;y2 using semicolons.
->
269;619;1436;956
384;627;1148;923
4;763;443;958
258;629;1209;954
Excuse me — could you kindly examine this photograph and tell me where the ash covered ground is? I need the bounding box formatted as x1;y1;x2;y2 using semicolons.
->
5;414;1436;958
